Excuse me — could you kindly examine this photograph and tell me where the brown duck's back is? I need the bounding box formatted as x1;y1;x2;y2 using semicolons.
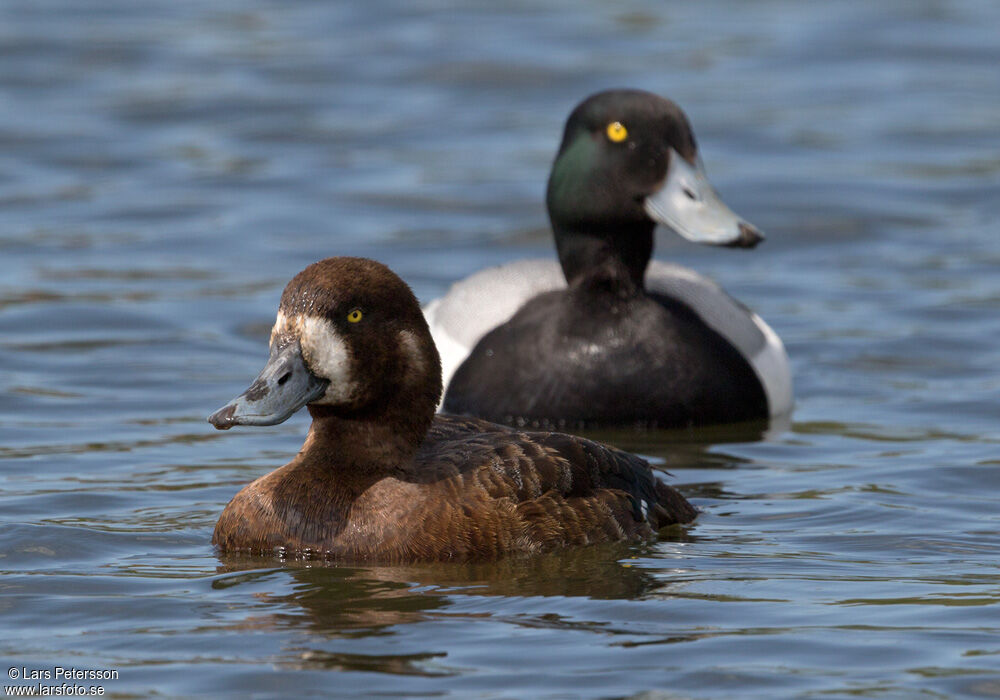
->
213;414;695;562
419;415;695;546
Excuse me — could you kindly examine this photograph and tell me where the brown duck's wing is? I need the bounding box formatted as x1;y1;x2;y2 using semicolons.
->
426;414;511;440
422;415;697;531
527;430;697;529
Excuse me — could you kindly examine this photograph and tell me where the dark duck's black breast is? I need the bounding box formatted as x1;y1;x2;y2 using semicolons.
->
444;283;767;430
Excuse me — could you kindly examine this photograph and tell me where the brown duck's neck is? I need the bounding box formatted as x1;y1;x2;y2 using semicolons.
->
302;400;433;479
263;404;433;546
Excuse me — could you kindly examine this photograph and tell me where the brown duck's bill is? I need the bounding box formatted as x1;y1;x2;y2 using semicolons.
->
208;342;329;430
643;149;764;249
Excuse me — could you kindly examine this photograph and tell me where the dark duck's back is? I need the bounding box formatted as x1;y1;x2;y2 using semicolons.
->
208;257;696;562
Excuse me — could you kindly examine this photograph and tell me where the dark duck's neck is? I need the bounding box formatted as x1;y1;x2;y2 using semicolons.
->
552;220;654;296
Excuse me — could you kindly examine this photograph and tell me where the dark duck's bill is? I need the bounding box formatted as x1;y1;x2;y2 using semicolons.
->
644;150;763;249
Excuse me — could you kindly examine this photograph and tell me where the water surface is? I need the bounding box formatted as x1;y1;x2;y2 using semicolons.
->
2;0;999;697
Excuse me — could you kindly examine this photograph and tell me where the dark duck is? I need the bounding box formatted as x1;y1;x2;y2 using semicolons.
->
208;257;696;561
426;89;792;430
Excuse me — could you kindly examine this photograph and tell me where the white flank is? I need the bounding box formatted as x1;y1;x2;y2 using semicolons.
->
748;312;794;417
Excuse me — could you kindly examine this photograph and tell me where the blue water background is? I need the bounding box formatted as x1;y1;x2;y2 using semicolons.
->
1;1;999;697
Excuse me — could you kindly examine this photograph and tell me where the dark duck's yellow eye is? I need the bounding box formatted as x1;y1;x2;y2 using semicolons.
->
605;121;628;142
347;308;363;323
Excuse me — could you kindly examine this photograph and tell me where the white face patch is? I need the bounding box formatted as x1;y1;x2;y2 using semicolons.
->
271;311;357;405
270;310;295;348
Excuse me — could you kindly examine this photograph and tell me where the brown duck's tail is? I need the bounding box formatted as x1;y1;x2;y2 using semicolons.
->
654;480;698;527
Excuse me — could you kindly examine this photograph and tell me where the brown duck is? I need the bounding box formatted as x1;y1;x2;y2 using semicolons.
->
208;257;696;561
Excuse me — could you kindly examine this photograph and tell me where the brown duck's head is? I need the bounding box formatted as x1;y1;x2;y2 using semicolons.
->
208;257;442;430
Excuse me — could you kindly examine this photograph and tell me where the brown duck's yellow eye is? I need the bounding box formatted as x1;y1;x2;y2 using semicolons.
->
347;308;363;323
606;121;628;143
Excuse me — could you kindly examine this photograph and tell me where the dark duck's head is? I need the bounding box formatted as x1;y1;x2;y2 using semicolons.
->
208;257;442;452
546;89;763;288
